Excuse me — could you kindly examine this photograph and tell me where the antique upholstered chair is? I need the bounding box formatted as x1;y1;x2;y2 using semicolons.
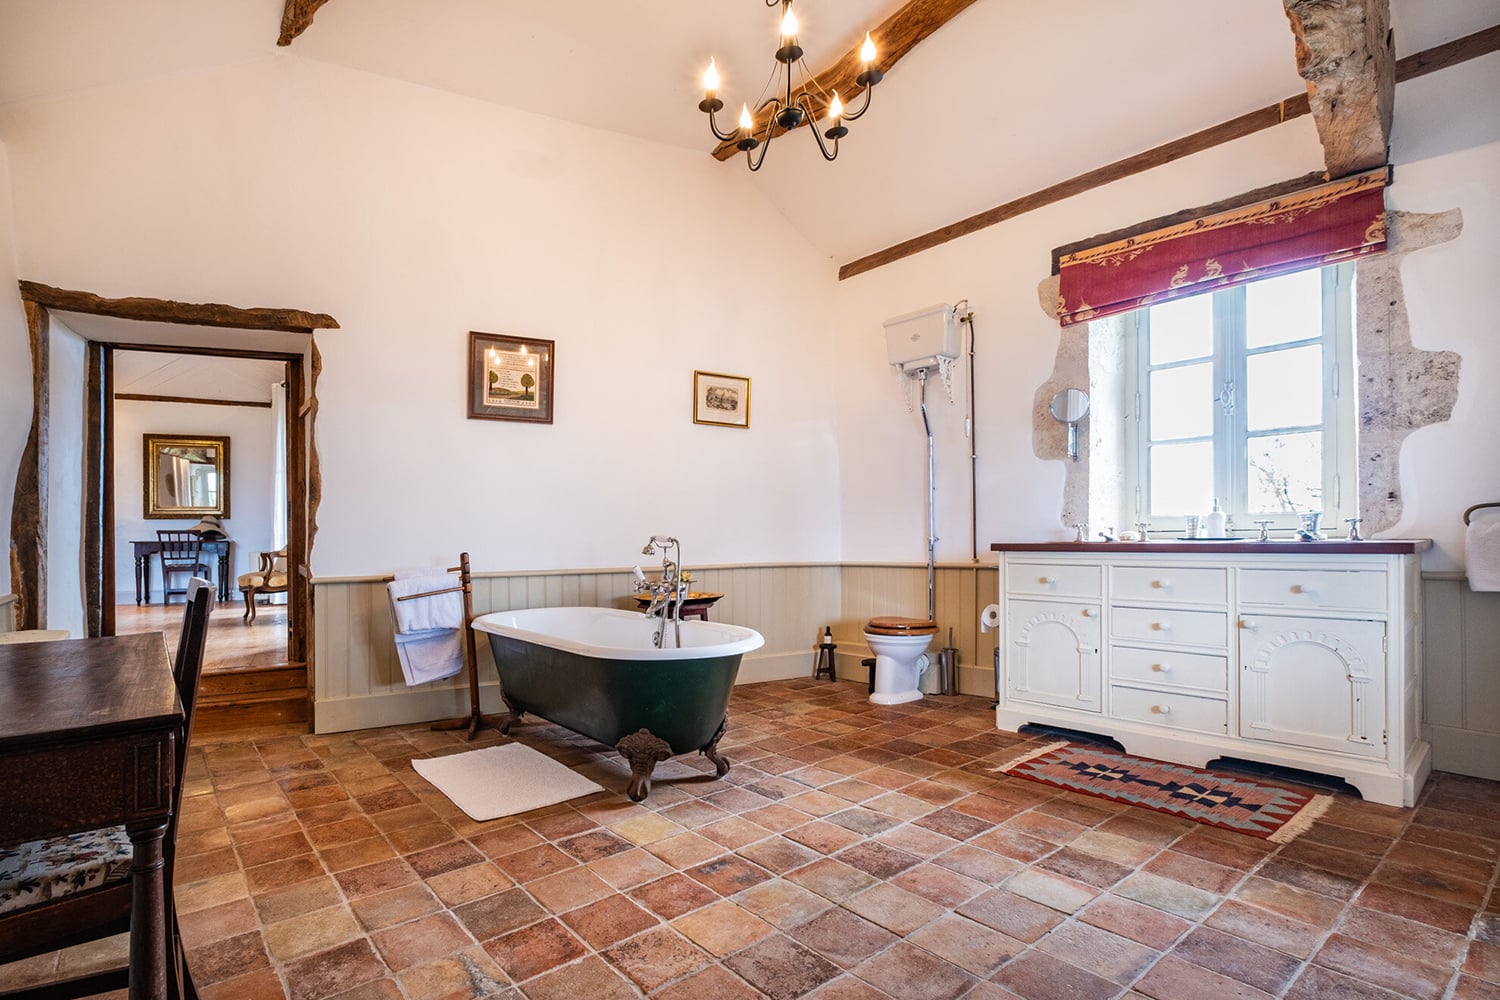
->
237;547;289;623
0;580;211;999
157;530;212;604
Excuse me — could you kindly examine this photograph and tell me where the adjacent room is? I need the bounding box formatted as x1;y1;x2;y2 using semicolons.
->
1;1;1496;999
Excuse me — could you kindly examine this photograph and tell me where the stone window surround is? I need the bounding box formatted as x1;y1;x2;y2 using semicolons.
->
1033;209;1463;537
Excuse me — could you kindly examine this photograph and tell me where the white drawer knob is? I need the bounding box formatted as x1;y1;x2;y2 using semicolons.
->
1080;608;1095;617
1039;576;1056;585
1151;621;1172;632
1151;579;1171;589
1240;618;1259;631
1150;704;1172;715
1290;584;1316;596
1151;663;1172;673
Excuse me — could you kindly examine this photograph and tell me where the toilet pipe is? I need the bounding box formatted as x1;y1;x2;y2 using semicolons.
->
962;308;978;564
919;370;936;624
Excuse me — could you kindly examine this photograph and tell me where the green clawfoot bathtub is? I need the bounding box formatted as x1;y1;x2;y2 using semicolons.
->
471;607;764;801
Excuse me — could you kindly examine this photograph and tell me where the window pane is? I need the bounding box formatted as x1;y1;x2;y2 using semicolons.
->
1149;441;1214;518
1246;431;1323;513
1246;344;1322;431
1246;268;1322;348
1149;363;1213;440
1148;294;1213;365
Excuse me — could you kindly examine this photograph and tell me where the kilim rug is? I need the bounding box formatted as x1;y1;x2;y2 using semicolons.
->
993;741;1332;843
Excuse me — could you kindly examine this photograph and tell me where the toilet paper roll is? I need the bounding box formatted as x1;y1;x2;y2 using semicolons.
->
980;604;1001;632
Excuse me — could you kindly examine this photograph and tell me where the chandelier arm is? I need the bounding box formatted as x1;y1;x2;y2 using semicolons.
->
795;95;839;161
840;80;875;122
706;107;740;144
745;132;773;172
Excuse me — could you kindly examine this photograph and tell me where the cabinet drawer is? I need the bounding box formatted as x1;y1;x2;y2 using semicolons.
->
1111;685;1228;735
1111;565;1227;606
1110;645;1228;693
1239;568;1387;613
1006;562;1101;599
1111;607;1228;648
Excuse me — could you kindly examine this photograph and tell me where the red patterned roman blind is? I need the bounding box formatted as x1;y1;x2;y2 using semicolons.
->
1056;168;1388;327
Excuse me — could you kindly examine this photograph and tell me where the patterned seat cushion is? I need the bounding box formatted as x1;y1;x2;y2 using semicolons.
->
0;826;133;915
237;572;288;590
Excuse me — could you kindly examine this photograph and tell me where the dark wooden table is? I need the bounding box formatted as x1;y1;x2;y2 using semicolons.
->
0;633;183;1000
131;538;232;604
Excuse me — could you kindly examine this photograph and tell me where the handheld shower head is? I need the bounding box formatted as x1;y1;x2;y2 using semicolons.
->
641;543;655;555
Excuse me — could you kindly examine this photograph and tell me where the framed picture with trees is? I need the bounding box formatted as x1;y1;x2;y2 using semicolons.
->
468;331;554;423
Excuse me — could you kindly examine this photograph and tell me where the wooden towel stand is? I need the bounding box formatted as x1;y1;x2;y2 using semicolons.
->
390;551;504;740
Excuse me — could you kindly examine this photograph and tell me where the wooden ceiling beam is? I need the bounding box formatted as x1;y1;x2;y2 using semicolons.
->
18;282;340;333
278;0;333;47
838;24;1497;280
1282;0;1394;178
711;0;980;161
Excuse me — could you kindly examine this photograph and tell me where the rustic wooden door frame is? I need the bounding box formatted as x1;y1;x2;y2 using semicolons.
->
11;283;337;715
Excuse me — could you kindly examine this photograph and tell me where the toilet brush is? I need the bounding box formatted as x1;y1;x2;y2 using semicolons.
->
938;627;959;696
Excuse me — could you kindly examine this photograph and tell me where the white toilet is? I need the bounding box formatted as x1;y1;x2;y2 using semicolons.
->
864;616;938;705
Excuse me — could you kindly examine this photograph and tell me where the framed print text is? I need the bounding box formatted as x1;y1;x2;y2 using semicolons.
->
693;371;750;429
469;332;554;423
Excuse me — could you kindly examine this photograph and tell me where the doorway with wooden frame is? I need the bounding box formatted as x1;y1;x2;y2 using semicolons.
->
9;281;338;733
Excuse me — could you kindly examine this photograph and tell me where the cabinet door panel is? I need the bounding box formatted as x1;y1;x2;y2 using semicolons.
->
1006;600;1102;712
1239;615;1386;758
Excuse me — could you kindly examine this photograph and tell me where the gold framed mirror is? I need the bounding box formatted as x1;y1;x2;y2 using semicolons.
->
143;434;230;519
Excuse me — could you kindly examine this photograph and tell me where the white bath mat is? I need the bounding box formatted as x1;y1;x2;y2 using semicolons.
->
412;743;606;821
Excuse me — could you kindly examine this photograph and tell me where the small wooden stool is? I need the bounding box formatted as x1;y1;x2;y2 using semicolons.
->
813;641;837;681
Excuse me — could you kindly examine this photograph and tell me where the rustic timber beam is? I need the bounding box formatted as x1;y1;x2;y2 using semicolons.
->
839;25;1498;281
278;0;333;47
114;393;273;408
17;282;340;333
1283;0;1394;178
11;301;49;630
840;93;1312;280
711;0;980;161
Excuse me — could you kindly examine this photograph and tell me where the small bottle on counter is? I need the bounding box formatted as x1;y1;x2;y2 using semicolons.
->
1205;498;1227;539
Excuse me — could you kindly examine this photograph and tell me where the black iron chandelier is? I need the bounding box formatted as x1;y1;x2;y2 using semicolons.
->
698;0;882;171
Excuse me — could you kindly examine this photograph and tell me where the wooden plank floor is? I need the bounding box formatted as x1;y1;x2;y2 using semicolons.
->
115;601;291;673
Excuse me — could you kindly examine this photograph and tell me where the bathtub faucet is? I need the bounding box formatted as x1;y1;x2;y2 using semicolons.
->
636;535;686;648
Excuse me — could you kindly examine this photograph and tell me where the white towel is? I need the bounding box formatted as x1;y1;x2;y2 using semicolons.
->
393;629;465;686
1465;514;1500;592
388;574;463;633
387;573;466;686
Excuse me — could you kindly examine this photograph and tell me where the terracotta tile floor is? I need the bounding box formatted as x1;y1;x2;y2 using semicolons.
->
6;678;1499;999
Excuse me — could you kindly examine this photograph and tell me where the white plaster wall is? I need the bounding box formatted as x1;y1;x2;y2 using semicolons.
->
113;399;277;603
832;122;1330;564
0;55;843;579
0;142;25;599
1383;54;1500;571
45;317;84;636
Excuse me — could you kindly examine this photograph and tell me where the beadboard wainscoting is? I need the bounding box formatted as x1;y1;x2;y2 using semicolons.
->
1423;573;1500;781
0;594;14;633
311;564;842;734
836;563;1001;699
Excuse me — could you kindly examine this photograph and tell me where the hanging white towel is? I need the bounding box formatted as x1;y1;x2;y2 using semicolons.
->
1465;513;1500;592
393;629;464;686
387;573;465;686
388;574;463;633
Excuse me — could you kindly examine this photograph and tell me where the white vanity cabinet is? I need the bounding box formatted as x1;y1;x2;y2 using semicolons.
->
990;541;1431;806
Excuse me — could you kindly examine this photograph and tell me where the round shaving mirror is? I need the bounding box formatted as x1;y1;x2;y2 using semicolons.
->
1049;388;1090;462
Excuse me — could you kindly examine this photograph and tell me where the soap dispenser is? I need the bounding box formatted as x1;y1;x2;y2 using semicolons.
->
1205;498;1227;539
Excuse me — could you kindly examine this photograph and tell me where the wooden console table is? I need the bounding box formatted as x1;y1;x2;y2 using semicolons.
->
0;633;183;999
131;538;232;604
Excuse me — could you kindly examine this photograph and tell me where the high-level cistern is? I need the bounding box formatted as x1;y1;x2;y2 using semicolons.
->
634;535;686;648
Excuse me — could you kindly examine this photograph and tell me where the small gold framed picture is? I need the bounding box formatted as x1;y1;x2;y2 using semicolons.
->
693;371;750;429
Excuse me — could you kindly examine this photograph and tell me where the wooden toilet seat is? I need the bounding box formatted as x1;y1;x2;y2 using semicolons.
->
864;616;938;636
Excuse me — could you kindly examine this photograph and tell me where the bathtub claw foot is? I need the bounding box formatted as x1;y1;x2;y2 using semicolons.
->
699;715;730;778
499;693;525;736
617;729;672;802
